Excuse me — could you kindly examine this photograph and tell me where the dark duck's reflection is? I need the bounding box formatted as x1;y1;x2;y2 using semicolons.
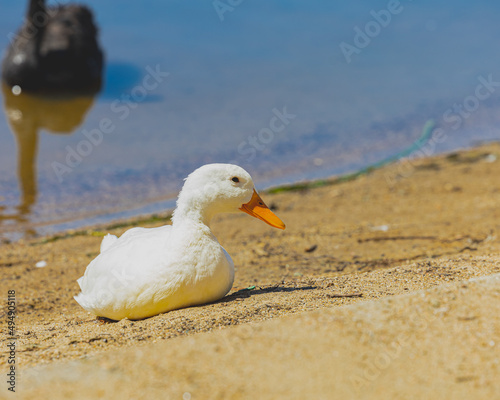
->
1;84;97;224
1;0;104;94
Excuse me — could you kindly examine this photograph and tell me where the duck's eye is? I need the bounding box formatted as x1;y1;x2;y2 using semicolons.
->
231;177;240;183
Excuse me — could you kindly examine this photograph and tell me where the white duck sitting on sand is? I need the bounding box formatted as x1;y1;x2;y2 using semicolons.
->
75;164;285;320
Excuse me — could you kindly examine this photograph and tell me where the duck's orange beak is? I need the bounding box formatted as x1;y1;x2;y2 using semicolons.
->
239;189;286;230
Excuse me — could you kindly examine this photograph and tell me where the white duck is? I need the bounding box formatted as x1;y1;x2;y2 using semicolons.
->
75;164;285;320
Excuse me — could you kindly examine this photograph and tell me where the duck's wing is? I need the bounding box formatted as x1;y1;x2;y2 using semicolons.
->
78;225;173;288
75;225;173;313
99;226;160;254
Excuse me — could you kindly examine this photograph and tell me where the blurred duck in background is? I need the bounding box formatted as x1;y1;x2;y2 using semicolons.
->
1;0;104;94
0;0;104;235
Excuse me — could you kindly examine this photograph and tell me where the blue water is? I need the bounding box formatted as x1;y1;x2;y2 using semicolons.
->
1;0;500;239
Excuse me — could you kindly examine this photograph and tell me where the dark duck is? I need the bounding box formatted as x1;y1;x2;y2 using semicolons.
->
1;0;104;94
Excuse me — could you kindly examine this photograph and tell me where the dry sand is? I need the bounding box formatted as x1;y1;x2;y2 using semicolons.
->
1;143;500;398
17;272;500;400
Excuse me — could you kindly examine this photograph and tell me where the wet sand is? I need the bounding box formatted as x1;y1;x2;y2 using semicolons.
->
1;143;500;398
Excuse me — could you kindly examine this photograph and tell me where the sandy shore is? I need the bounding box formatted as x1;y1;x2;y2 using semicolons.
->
17;273;500;400
1;143;500;398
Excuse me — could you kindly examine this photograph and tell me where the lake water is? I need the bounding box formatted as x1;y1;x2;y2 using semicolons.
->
1;0;500;240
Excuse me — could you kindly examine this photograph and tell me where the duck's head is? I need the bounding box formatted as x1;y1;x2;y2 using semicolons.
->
173;164;285;229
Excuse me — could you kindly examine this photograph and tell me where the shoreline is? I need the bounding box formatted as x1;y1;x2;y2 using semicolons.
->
4;135;497;245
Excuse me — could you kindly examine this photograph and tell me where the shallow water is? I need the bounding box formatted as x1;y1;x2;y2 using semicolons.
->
1;0;500;240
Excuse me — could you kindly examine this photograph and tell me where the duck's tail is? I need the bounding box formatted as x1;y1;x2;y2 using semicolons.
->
100;233;118;253
76;276;84;290
74;291;90;311
74;276;88;307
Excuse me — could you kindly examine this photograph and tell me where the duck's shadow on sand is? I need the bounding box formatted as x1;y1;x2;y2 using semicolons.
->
219;284;317;303
95;284;317;324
